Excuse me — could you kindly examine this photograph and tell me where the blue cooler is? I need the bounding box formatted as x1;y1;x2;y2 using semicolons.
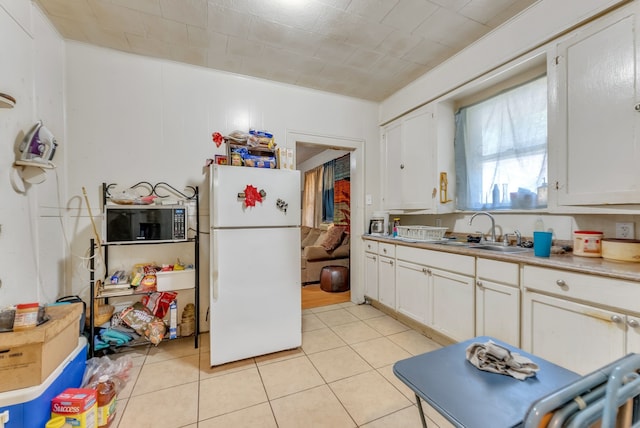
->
0;337;87;428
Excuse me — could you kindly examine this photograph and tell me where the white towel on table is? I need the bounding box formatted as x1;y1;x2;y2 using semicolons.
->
465;340;540;381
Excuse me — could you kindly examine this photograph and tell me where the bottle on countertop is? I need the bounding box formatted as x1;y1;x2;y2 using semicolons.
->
392;218;400;237
492;184;500;207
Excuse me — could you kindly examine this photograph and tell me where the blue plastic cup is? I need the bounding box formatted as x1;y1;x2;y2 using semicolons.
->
533;231;553;257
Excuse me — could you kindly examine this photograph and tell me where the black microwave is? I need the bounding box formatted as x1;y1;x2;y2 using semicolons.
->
103;205;188;244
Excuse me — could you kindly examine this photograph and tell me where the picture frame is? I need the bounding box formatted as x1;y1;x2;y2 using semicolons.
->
214;155;228;165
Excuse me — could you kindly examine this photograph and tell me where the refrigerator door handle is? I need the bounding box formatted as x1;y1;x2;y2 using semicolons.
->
212;275;219;300
211;228;219;300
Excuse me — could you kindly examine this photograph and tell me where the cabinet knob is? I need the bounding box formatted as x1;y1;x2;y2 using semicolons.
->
383;248;387;253
427;268;432;275
476;280;483;288
556;279;567;287
422;267;427;274
373;256;376;261
635;103;640;112
611;315;623;324
628;319;639;328
390;260;394;266
400;164;405;169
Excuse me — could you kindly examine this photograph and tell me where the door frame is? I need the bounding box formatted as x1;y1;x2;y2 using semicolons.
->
286;130;365;304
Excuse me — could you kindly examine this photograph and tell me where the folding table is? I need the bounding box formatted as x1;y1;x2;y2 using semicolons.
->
393;336;580;428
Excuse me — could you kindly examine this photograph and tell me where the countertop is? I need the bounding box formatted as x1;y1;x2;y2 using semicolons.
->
362;234;640;282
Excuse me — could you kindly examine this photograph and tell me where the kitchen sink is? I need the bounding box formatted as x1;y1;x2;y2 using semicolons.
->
435;241;531;253
436;240;472;247
473;245;531;253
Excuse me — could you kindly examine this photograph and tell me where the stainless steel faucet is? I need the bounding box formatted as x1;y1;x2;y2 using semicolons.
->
514;230;522;246
469;212;497;243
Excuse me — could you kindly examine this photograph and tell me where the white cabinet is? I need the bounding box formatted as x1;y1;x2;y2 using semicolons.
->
362;238;395;309
551;5;640;206
363;239;379;301
396;246;475;342
522;291;626;375
522;265;640;374
430;267;475;342
381;103;455;212
475;258;520;346
378;243;396;309
396;260;429;324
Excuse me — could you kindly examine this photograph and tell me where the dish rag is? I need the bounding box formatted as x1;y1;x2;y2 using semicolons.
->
465;340;540;380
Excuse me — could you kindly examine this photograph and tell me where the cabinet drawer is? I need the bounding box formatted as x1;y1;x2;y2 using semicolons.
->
477;258;519;287
364;239;378;253
523;265;640;313
379;242;396;258
396;246;474;276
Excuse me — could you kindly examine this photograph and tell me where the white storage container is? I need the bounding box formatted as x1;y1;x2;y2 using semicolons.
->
156;269;195;291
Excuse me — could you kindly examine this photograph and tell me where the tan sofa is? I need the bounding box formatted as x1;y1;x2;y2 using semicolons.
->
301;225;350;284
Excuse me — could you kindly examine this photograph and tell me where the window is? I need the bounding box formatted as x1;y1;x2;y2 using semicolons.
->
454;75;548;211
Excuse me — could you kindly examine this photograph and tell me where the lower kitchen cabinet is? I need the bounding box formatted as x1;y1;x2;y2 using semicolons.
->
364;239;379;301
363;238;396;309
627;314;640;354
522;291;626;375
396;260;429;324
522;265;640;374
430;267;475;342
378;254;396;309
396;246;475;342
475;258;520;346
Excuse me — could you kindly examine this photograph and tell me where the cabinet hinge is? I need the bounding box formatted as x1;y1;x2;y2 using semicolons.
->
554;181;561;190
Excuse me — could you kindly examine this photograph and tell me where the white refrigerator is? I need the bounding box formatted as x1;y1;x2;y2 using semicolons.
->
209;164;301;366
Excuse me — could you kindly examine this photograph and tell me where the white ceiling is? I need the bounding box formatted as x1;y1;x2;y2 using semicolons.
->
35;0;538;102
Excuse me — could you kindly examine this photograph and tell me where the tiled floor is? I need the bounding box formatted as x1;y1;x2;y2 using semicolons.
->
110;302;443;427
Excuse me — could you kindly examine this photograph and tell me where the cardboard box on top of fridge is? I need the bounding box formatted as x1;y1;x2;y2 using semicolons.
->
0;303;81;393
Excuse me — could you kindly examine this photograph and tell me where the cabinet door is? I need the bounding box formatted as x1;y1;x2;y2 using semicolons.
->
378;256;396;309
554;9;640;205
522;291;626;374
429;268;474;342
396;260;429;324
400;108;434;210
475;279;520;346
383;121;403;210
626;315;640;354
364;251;378;301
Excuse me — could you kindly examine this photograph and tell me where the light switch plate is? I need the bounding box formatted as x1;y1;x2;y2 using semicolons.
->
616;222;635;239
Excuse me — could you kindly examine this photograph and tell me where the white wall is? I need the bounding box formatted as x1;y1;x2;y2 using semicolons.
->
64;43;379;325
0;1;66;306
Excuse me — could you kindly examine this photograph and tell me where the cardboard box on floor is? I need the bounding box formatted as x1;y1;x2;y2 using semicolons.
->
0;303;82;393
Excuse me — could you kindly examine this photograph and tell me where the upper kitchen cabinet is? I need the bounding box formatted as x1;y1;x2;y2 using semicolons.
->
551;4;640;207
381;102;455;213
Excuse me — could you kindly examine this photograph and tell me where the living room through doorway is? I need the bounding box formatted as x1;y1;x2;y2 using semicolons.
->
294;133;359;309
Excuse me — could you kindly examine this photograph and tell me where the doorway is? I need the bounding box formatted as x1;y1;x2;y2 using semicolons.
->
286;130;365;307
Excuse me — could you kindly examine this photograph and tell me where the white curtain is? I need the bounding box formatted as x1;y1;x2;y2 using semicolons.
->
302;167;323;228
455;75;547;211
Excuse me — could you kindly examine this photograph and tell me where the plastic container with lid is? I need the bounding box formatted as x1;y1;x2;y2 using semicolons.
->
96;375;116;428
573;230;603;257
13;302;39;330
